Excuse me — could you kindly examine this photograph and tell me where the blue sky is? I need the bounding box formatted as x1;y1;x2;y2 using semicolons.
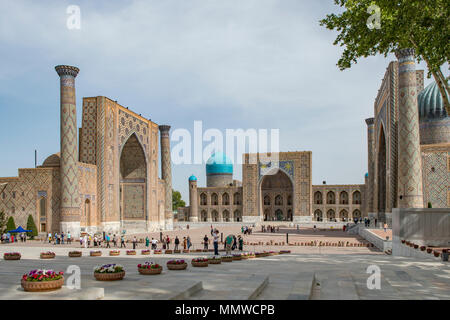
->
0;0;435;203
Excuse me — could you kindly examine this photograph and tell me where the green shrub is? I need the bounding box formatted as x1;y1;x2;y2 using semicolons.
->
26;215;38;239
6;216;16;233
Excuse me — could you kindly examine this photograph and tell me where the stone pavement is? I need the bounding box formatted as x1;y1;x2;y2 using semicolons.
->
6;225;378;255
0;245;448;300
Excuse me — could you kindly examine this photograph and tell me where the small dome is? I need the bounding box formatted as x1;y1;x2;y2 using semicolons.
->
418;81;448;119
365;173;369;178
206;152;233;175
189;175;197;181
41;153;60;167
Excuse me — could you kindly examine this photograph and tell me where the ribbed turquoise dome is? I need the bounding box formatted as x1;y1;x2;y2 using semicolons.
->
188;175;197;181
365;172;369;178
206;152;233;175
418;81;448;119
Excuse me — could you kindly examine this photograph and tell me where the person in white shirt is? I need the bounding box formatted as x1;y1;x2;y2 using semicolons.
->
151;238;158;250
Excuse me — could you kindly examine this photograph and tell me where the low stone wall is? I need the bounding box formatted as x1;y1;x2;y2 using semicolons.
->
392;208;450;247
392;241;442;261
358;228;391;252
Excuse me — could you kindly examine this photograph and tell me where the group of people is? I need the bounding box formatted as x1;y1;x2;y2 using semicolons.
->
261;225;279;233
241;226;253;235
47;232;72;245
1;233;18;243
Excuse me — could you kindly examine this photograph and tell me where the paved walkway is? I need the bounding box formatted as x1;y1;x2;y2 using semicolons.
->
0;245;448;300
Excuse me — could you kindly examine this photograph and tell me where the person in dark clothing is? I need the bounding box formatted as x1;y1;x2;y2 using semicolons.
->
232;236;237;250
203;235;209;250
174;236;180;250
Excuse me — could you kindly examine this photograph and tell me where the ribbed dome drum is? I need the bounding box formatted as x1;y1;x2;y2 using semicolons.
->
418;81;450;145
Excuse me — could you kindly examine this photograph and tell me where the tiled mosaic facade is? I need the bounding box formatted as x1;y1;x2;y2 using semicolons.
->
0;65;168;235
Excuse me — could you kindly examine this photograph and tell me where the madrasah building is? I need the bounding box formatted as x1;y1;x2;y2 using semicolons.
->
0;50;449;234
178;49;449;225
0;65;174;236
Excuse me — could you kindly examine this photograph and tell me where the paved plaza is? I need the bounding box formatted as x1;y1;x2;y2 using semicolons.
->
1;225;449;300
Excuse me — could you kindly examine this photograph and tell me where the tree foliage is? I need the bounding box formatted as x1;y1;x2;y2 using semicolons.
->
6;216;16;233
26;215;38;239
172;190;186;211
320;0;449;114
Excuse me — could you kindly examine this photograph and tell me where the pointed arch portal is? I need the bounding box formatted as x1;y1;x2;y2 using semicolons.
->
120;134;147;220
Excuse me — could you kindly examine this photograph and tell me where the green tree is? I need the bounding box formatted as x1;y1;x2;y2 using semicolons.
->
0;211;7;233
172;190;186;211
26;214;38;239
320;0;449;114
6;216;16;233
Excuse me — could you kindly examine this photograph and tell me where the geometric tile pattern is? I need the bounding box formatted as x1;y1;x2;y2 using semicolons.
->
159;125;173;219
422;151;450;208
56;69;80;217
79;99;97;164
395;49;424;208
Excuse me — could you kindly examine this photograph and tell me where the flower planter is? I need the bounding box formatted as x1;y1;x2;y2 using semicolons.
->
433;251;440;257
68;252;82;258
4;253;21;260
167;263;187;270
420;246;426;251
90;252;102;257
109;251;120;256
154;250;162;254
232;255;242;261
195;249;202;252
94;271;125;281
414;245;419;249
126;251;136;256
279;250;291;254
141;250;150;255
165;250;173;254
221;256;233;262
173;250;181;254
21;278;64;292
138;267;162;275
183;250;190;253
427;248;433;254
40;253;55;259
208;259;222;264
241;255;249;260
192;261;209;267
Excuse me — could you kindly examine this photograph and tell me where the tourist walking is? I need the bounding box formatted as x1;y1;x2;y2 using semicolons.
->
166;235;171;250
132;236;137;249
183;237;187;250
174;236;180;250
238;236;243;251
232;235;237;250
225;234;233;255
120;235;126;248
151;238;158;250
67;232;71;244
203;235;209;250
145;236;150;248
213;230;219;256
112;234;117;247
384;223;388;233
106;234;111;248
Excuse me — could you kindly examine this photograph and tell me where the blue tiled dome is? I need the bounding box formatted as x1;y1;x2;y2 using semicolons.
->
188;175;197;181
206;152;233;175
365;172;369;178
418;81;448;119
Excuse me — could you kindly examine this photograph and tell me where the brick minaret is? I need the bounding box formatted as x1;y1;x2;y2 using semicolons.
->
55;65;81;235
188;177;199;222
395;49;424;208
159;125;173;228
365;117;375;214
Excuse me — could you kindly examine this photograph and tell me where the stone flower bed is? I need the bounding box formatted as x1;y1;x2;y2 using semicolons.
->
138;262;162;275
208;256;222;264
191;258;209;267
279;250;291;254
232;254;242;261
4;252;21;260
109;250;120;256
68;251;82;257
90;251;102;257
154;249;162;254
241;252;255;259
167;259;187;270
126;250;136;256
221;255;233;262
21;269;64;292
141;250;150;255
40;252;55;259
93;264;125;281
